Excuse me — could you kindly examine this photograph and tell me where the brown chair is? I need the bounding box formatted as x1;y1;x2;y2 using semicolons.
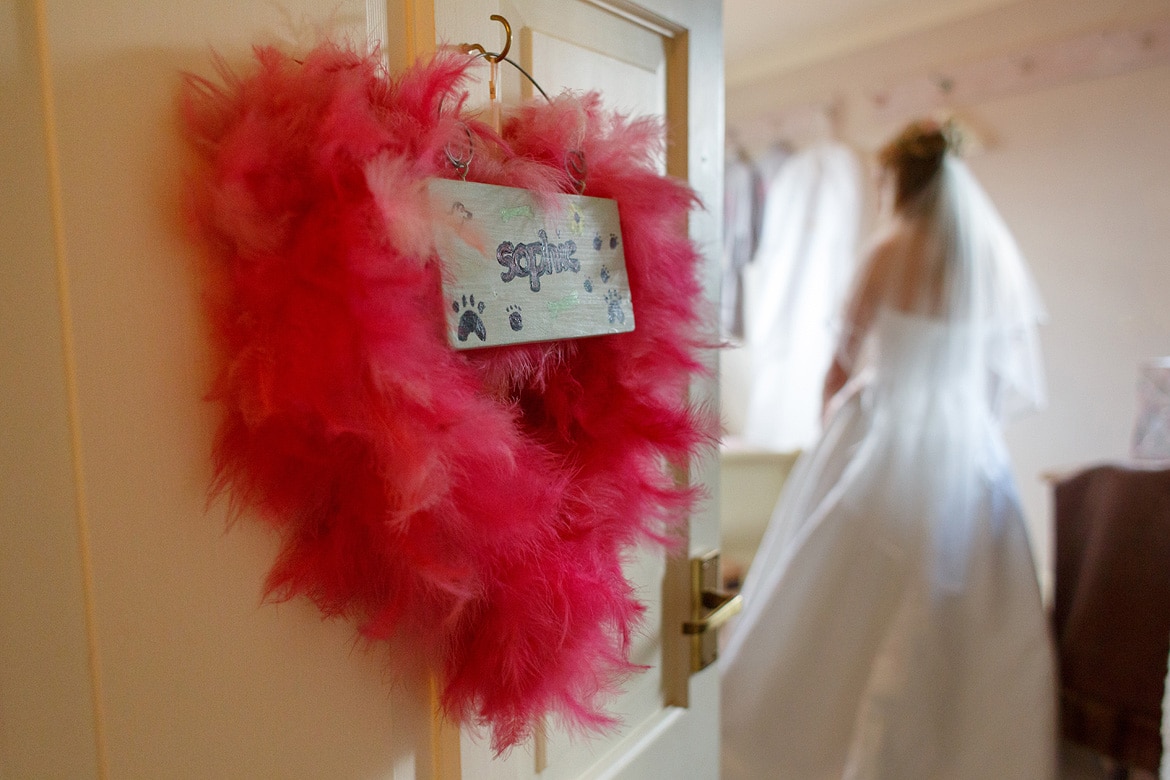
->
1052;463;1170;776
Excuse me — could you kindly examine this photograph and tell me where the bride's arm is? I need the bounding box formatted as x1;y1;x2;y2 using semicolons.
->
822;236;899;415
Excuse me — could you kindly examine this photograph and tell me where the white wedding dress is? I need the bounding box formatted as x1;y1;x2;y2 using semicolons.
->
721;157;1056;779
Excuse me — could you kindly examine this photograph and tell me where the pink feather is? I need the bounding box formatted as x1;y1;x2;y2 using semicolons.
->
182;43;716;753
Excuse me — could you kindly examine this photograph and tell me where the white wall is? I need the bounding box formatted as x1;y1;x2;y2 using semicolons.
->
726;0;1170;590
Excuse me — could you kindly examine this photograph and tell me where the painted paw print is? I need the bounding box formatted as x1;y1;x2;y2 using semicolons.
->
453;294;486;342
584;278;594;293
593;233;603;251
599;266;611;284
605;288;625;324
452;202;473;221
567;202;585;236
609;233;619;249
506;304;524;332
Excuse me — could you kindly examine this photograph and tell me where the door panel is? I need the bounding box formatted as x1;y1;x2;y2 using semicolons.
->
521;30;666;122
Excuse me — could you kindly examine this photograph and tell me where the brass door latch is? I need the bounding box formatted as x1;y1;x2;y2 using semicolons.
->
683;551;743;672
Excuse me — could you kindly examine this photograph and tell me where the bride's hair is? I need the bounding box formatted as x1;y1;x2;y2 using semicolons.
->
879;121;948;210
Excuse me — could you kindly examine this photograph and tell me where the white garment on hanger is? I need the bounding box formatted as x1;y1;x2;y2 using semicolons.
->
741;141;862;452
721;153;763;340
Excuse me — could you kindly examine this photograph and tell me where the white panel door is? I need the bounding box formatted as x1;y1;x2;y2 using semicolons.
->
426;2;725;778
3;0;720;777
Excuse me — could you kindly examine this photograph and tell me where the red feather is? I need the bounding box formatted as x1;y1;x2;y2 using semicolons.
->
182;42;716;753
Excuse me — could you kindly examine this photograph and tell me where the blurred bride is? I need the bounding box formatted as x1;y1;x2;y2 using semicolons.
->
720;120;1056;779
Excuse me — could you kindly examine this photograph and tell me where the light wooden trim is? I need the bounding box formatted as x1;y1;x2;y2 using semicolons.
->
663;26;690;181
405;0;437;63
429;674;461;780
31;1;108;777
382;0;437;72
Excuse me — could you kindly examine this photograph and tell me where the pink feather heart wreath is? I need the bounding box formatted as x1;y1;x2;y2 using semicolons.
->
181;42;715;752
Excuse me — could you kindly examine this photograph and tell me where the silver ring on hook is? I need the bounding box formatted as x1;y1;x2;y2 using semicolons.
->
445;123;475;181
566;149;587;194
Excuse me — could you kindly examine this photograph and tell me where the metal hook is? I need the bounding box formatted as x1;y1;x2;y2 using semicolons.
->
458;13;551;103
445;122;475;180
460;14;512;63
491;14;512;62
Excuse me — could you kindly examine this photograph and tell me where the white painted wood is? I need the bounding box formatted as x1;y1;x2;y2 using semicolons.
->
423;180;634;348
522;27;666;125
428;1;724;778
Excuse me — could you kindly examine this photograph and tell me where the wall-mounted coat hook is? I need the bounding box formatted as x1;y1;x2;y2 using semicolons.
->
460;14;512;63
458;14;515;131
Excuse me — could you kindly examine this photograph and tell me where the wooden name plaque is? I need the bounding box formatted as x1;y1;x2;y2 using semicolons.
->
427;179;635;350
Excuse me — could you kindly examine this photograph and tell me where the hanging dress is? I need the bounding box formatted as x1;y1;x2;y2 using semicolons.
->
720;156;1056;779
721;151;764;341
741;142;862;452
